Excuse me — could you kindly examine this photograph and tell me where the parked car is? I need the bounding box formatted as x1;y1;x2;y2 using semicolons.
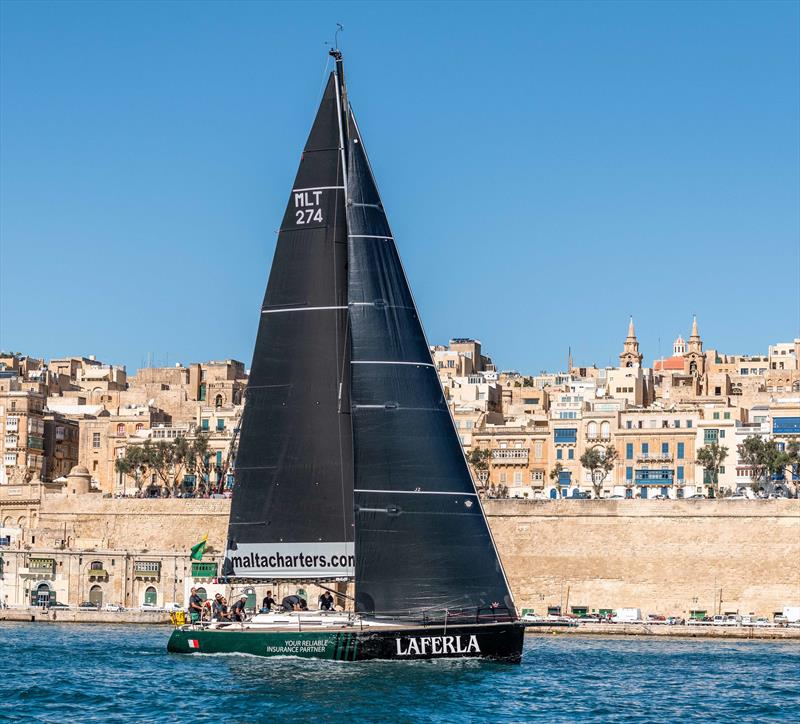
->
687;494;706;499
607;495;625;499
103;603;125;612
49;602;70;609
139;602;165;611
78;601;99;610
164;602;182;612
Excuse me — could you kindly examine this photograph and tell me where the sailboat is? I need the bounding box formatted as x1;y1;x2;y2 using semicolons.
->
167;49;524;663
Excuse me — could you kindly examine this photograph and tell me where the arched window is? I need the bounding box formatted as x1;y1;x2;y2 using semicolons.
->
196;587;208;601
135;423;144;431
117;423;125;436
89;560;104;571
215;394;223;408
690;361;697;374
89;585;103;607
587;421;598;439
144;586;157;606
601;421;610;439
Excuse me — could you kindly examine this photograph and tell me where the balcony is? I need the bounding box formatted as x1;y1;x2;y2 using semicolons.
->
635;469;674;486
586;436;612;443
87;568;109;579
22;558;55;577
134;562;161;579
491;449;529;462
636;453;673;463
191;561;218;578
27;435;44;451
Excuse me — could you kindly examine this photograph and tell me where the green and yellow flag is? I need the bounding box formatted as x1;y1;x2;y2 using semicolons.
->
190;534;208;561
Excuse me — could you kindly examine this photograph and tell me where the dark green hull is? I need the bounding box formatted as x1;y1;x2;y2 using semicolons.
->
167;621;524;663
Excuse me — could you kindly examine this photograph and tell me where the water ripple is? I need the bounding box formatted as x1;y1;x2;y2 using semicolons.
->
0;624;797;723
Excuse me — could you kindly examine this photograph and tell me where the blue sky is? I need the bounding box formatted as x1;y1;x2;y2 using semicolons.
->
1;0;798;373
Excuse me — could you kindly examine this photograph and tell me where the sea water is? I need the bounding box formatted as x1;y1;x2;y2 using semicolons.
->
2;623;798;722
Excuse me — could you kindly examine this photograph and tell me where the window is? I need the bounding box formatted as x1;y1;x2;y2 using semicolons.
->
704;429;719;444
626;467;633;481
587;422;598;438
714;387;721;396
724;412;731;420
215;395;223;408
677;466;684;481
199;384;206;402
675;420;681;428
534;442;543;459
601;422;610;439
531;471;544;482
216;419;225;431
513;472;522;484
92;432;101;449
556;449;563;460
626;421;632;429
642;443;649;455
687;421;693;428
626;443;633;459
499;473;507;483
216;451;222;467
135;423;144;431
201;419;209;431
719;430;725;438
713;412;719;420
117;423;125;435
677;443;684;459
662;443;669;455
567;449;574;460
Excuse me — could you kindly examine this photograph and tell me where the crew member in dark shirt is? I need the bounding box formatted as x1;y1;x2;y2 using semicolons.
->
211;593;227;621
230;595;248;622
281;594;307;612
188;587;203;623
318;591;334;611
261;590;277;612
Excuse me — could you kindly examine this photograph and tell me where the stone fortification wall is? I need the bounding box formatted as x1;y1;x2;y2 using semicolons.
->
483;499;800;617
29;496;800;616
35;496;229;551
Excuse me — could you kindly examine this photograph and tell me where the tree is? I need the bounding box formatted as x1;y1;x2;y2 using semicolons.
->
114;442;152;494
467;448;491;489
549;463;564;498
579;445;618;498
696;443;728;497
739;436;799;495
739;436;769;491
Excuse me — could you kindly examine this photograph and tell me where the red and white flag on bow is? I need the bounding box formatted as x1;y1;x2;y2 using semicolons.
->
188;639;200;649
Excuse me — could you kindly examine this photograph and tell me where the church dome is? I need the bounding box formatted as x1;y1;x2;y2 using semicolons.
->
68;465;90;476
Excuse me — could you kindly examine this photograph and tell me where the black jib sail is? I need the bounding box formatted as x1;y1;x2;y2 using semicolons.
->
224;72;354;579
345;113;516;621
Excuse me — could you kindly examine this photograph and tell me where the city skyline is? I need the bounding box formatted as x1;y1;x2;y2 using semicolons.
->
2;1;798;374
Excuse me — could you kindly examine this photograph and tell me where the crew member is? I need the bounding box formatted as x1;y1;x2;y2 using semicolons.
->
281;594;307;611
188;587;203;624
261;590;277;612
211;593;226;621
230;594;248;622
318;591;334;611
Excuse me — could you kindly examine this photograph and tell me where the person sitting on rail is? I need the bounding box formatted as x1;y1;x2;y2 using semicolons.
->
318;591;334;611
230;594;248;622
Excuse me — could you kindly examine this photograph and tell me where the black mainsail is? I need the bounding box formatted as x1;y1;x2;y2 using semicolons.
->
224;53;516;624
224;72;354;579
345;113;515;621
